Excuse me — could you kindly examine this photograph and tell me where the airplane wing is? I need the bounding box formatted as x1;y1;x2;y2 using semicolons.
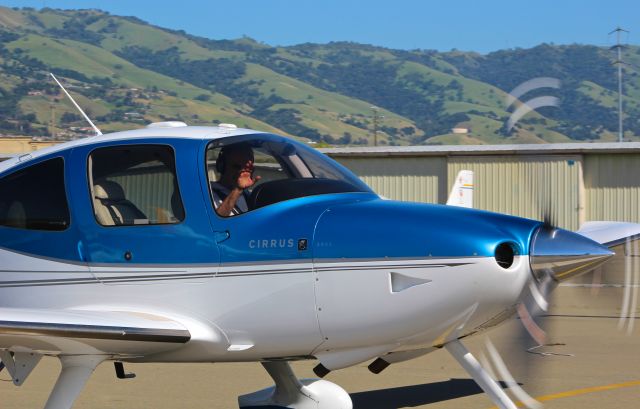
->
577;221;640;247
0;307;191;357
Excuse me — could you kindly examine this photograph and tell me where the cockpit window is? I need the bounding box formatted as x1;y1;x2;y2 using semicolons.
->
88;145;185;226
206;134;372;217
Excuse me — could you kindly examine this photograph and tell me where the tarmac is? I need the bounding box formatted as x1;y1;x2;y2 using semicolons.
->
1;264;639;408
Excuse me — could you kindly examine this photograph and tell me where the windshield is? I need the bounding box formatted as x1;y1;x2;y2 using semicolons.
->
205;134;372;216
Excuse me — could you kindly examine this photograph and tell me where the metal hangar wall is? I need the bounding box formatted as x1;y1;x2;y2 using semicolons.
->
323;143;640;231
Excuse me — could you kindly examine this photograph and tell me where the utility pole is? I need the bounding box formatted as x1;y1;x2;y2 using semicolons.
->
49;103;55;138
370;106;383;146
610;27;628;143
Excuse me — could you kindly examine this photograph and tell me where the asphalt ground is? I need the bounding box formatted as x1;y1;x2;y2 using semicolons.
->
2;255;639;408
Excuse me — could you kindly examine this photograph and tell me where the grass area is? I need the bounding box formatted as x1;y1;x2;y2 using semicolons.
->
531;127;573;143
270;103;378;144
6;34;238;105
4;33;283;136
620;47;640;100
356;49;399;61
20;96;60;124
398;61;507;109
444;101;508;117
425;133;487;145
444;98;571;144
426;125;562;145
19;95;111;125
99;121;146;133
95;19;216;60
578;81;618;108
18;91;286;137
0;71;23;89
274;49;324;67
148;96;287;135
507;129;547;144
460;114;506;143
430;56;461;75
10;35;114;77
578;80;640;111
243;63;366;114
34;9;68;30
242;63;422;138
470;112;571;144
0;7;29;30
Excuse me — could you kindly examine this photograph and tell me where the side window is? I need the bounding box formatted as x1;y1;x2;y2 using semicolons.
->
89;145;185;226
0;157;70;231
206;145;289;187
205;135;372;217
206;141;292;217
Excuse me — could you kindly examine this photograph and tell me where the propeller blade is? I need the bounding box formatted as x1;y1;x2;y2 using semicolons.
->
619;237;640;335
484;339;543;409
492;162;625;407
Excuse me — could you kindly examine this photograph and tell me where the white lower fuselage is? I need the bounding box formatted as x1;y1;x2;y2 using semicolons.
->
0;247;530;366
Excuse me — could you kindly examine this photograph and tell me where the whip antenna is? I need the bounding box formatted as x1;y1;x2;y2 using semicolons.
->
49;73;102;136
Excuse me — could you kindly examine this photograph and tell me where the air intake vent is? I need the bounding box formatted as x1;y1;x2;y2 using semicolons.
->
495;242;516;269
389;272;432;293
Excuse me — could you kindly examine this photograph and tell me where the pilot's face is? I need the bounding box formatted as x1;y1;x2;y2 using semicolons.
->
225;148;254;178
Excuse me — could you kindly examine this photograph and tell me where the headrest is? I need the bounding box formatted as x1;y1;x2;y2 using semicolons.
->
94;180;125;201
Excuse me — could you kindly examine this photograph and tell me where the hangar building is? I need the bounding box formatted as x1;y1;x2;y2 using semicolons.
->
323;143;640;231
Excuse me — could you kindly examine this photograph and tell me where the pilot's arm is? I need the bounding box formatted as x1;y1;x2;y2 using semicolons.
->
215;160;260;217
216;187;246;217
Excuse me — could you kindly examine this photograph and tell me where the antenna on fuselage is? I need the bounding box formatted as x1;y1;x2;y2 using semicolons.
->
49;73;102;136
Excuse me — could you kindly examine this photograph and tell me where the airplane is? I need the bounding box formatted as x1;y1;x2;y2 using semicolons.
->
446;169;473;208
0;76;638;409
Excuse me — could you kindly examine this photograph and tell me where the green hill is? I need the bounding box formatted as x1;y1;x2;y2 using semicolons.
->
0;6;638;145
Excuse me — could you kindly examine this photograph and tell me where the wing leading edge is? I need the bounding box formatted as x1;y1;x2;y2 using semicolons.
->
0;308;191;357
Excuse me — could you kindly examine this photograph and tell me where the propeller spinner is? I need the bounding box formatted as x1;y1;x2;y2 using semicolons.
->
530;226;614;283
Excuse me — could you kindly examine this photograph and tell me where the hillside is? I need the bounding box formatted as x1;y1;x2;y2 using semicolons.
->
0;6;638;145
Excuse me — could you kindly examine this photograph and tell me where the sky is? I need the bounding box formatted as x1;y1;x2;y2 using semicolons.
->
3;0;638;53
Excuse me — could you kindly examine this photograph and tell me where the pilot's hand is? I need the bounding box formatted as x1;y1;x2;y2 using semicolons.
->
236;160;261;190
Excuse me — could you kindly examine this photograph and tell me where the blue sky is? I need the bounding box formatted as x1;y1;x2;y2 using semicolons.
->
4;0;638;53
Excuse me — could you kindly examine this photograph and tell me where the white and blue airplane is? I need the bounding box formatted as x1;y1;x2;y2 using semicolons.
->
0;77;637;409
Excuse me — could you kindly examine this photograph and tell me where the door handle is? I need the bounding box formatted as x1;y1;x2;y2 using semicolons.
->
214;230;230;243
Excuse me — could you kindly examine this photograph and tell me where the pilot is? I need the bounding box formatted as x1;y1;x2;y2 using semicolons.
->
211;143;261;217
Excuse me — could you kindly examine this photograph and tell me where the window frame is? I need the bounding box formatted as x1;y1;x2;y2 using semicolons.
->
86;143;186;228
0;156;71;232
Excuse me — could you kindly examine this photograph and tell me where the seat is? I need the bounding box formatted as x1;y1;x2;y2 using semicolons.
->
93;180;147;226
5;201;26;229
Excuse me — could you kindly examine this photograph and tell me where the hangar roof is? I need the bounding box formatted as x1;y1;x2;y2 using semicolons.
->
321;142;640;157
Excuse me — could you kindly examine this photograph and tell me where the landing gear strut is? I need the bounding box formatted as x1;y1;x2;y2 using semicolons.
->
45;355;104;409
238;361;352;409
445;339;517;409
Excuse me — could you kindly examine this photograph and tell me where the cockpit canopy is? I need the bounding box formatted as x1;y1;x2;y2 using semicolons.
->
206;134;372;215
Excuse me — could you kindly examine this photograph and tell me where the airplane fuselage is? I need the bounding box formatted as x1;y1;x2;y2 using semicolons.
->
0;128;542;366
